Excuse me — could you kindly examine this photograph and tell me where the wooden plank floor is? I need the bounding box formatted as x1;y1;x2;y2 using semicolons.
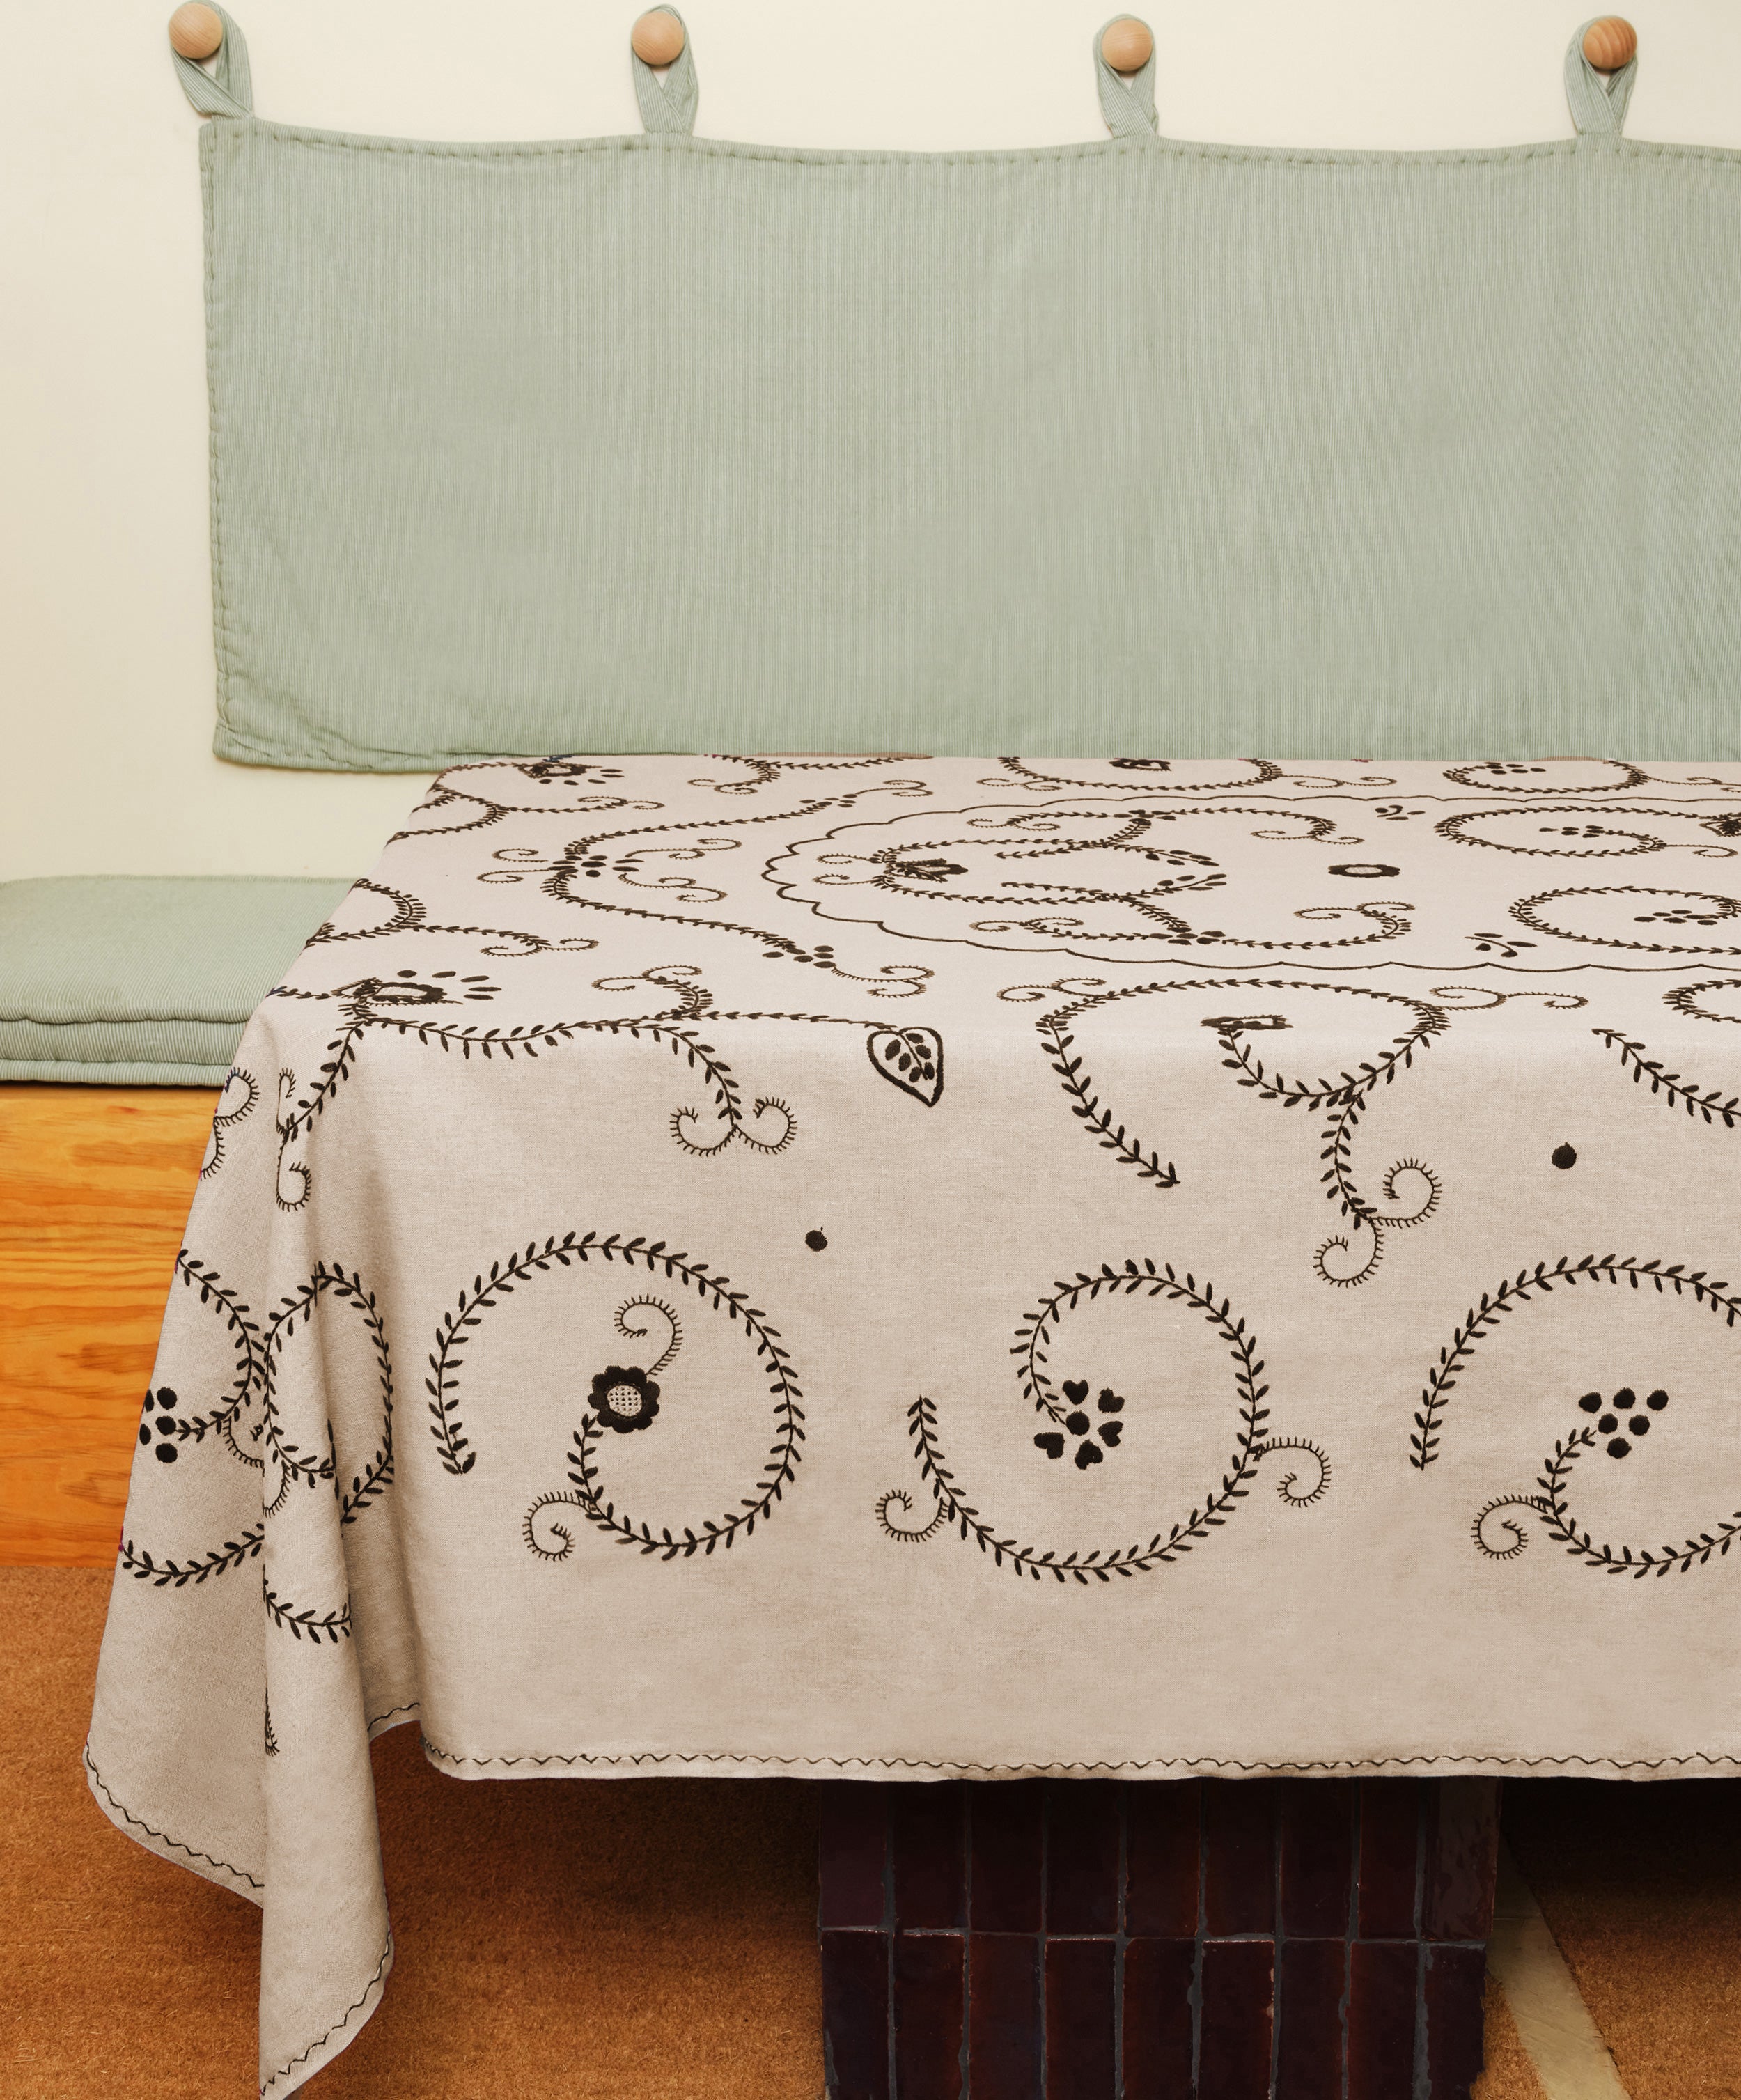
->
0;1084;216;1566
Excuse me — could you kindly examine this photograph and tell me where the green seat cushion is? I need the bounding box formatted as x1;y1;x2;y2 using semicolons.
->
0;876;352;1084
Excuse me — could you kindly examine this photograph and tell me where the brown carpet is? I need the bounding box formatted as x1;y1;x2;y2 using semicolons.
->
1504;1777;1741;2100
1471;1980;1548;2100
3;1568;822;2099
5;1565;1734;2099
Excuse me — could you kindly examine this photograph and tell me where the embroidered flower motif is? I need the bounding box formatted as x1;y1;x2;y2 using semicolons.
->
889;856;968;882
523;759;623;783
1201;1013;1290;1034
1034;1379;1128;1467
588;1364;661;1433
1327;863;1401;878
1108;759;1173;771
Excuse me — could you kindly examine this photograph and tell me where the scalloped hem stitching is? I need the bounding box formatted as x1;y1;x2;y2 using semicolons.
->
84;1743;264;1891
419;1739;1741;1777
260;1935;393;2098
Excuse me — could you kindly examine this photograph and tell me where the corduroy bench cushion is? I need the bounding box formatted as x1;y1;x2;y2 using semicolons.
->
0;877;351;1084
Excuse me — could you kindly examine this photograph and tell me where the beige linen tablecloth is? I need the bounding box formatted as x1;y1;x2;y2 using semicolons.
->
88;755;1741;2092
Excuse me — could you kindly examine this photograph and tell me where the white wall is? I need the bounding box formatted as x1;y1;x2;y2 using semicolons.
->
3;0;1738;879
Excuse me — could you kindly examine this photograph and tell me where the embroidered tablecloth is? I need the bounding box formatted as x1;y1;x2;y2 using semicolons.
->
88;754;1741;2092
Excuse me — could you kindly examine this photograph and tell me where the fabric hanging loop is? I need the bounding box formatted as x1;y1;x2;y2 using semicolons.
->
1565;20;1637;135
170;4;253;118
1094;18;1160;141
632;10;698;135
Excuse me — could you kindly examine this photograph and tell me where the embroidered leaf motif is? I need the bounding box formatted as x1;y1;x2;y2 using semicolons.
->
865;1026;946;1106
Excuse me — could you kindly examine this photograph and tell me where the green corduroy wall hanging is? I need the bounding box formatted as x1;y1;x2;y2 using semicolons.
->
173;15;1741;768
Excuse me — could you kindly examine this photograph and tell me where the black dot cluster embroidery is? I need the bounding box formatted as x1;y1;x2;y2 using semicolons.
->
138;1386;180;1464
1577;1385;1669;1458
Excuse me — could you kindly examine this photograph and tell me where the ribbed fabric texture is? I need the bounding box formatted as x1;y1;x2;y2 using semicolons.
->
0;876;351;1080
182;20;1741;768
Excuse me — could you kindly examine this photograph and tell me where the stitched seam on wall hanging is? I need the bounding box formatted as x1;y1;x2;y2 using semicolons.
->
203;127;236;742
239;124;1741;176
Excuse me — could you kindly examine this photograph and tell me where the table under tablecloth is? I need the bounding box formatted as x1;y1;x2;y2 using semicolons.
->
87;754;1741;2092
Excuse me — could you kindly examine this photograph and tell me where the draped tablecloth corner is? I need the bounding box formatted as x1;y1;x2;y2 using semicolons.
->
88;753;1741;2092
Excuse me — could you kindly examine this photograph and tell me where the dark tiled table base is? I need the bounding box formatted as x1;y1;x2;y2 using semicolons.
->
818;1778;1499;2100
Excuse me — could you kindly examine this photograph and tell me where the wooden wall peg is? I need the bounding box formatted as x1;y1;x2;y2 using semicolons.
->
1582;16;1637;70
168;3;224;60
1100;16;1155;73
631;10;687;66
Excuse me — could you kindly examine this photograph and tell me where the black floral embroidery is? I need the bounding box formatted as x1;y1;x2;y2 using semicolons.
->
866;1025;944;1105
118;1253;390;1636
1414;1255;1741;1472
1595;1022;1741;1128
522;758;625;784
765;800;1425;963
588;1365;661;1434
139;1387;182;1465
1029;978;1444;1285
1033;1380;1126;1467
1444;761;1634;791
1573;1385;1669;1459
891;856;969;882
423;1239;801;1566
687;754;927;795
1512;887;1741;957
112;758;1741;1751
1472;1385;1737;1578
199;1067;258;1181
270;964;945;1206
878;1259;1329;1576
532;788;940;993
1438;802;1741;861
986;758;1324;795
306;876;600;960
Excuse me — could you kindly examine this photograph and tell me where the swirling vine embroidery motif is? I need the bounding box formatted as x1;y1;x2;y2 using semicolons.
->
537;791;941;994
1437;804;1741;860
879;1260;1328;1581
1412;1254;1741;1472
198;1067;259;1181
118;1253;391;1640
1034;979;1445;1285
1512;887;1741;956
427;1232;804;1566
271;966;945;1206
1474;1417;1741;1580
1592;981;1741;1128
